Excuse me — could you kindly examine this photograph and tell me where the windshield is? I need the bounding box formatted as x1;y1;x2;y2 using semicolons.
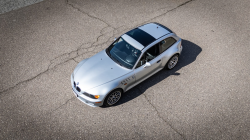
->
106;37;142;69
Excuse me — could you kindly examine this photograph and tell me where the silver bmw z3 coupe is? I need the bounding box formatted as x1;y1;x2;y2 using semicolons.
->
71;23;182;107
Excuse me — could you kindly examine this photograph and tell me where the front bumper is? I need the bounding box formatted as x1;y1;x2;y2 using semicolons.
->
71;74;103;107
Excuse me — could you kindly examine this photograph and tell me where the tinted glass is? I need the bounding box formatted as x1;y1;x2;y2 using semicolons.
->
135;54;146;68
106;37;142;69
160;37;176;53
126;28;155;47
135;43;160;68
145;44;160;62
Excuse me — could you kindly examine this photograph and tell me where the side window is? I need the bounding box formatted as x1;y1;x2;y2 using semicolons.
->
160;37;176;53
135;43;160;69
145;43;160;62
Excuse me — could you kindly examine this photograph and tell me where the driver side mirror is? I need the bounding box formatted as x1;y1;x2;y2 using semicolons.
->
144;62;151;68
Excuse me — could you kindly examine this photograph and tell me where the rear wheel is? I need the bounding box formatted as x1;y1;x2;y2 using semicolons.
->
103;89;122;107
165;54;179;70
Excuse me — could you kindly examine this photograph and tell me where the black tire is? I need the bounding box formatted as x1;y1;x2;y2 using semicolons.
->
165;54;179;70
103;89;123;107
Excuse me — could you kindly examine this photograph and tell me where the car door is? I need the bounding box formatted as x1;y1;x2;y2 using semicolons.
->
133;43;162;83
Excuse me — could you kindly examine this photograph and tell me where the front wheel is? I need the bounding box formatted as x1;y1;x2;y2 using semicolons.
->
165;54;179;70
103;89;122;107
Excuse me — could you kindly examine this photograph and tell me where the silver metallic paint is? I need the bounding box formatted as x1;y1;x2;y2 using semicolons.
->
121;34;144;50
73;50;132;91
139;23;171;39
71;23;182;107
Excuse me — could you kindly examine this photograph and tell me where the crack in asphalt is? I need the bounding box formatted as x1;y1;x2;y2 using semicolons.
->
0;52;81;95
0;0;195;96
65;0;112;28
0;1;195;134
72;57;79;63
0;22;129;95
142;0;195;25
0;24;118;96
49;97;75;115
136;88;186;140
0;66;50;97
0;0;196;137
158;0;194;11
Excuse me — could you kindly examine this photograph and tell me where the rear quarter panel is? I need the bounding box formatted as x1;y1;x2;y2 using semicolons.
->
160;38;182;68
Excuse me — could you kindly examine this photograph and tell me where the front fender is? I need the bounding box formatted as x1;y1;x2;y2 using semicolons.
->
85;79;121;101
85;71;135;101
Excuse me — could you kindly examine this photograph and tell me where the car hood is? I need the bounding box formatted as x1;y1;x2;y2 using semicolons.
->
73;50;132;91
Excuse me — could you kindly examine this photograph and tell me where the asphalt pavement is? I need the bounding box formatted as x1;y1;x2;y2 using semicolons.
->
0;0;44;14
0;0;250;139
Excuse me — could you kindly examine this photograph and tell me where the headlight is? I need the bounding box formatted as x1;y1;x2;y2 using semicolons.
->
82;92;100;99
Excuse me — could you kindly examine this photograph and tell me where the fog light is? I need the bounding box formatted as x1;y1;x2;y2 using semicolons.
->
94;95;100;99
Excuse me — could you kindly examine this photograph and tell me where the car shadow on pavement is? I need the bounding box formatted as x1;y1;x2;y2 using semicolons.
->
113;39;202;107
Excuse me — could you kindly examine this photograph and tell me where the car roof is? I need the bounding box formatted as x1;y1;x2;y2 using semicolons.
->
121;34;145;50
124;23;172;50
138;23;172;39
125;28;155;47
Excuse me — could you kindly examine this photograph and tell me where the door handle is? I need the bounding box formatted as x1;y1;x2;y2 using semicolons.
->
157;60;161;63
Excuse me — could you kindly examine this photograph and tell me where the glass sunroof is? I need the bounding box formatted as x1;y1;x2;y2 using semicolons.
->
126;28;155;47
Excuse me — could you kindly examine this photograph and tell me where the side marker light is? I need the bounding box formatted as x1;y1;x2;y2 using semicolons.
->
94;95;100;99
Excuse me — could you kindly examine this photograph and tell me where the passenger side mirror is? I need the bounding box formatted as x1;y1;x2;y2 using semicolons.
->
144;62;151;68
